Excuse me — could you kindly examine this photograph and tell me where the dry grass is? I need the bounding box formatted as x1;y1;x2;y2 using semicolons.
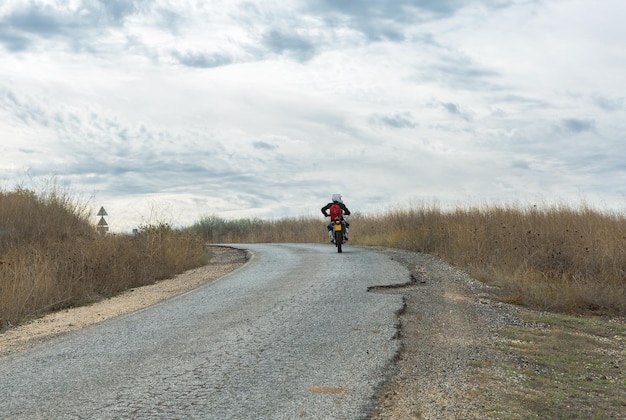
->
191;214;329;244
355;205;626;316
470;311;626;418
0;187;208;330
194;204;626;316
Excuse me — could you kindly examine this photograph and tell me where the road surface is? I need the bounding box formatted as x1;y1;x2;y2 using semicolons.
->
0;243;409;419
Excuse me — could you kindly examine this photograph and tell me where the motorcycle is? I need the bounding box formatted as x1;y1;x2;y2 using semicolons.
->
330;216;347;253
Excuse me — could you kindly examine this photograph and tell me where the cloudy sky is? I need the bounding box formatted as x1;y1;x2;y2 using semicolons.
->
1;0;625;231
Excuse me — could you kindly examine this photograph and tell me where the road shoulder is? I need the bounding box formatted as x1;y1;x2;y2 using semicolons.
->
369;247;524;419
0;246;249;358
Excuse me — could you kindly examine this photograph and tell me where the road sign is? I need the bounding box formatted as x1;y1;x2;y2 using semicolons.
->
97;207;108;216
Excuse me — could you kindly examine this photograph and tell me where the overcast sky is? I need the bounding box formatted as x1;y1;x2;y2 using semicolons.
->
1;0;625;231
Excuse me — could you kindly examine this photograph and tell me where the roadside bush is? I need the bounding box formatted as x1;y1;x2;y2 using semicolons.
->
354;205;626;315
191;214;327;243
0;188;208;330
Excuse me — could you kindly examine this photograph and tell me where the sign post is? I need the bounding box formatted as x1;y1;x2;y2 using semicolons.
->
97;207;109;234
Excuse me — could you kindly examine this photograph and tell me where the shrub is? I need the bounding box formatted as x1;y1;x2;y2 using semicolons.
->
0;187;208;330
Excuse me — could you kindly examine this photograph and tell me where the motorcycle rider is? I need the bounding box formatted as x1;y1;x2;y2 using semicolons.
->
321;193;351;242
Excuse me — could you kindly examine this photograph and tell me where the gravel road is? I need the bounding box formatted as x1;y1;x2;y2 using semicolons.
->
0;243;411;419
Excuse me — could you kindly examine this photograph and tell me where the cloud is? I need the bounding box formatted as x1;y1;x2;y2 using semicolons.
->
497;94;551;109
252;141;278;151
305;1;410;42
510;159;530;170
0;3;90;53
370;112;418;129
428;52;502;91
3;0;143;31
0;26;31;51
4;5;69;36
0;0;153;55
309;0;460;21
305;0;517;42
561;118;596;134
441;102;460;115
172;50;234;68
97;0;145;23
592;95;624;112
262;29;317;62
0;87;49;126
0;0;510;66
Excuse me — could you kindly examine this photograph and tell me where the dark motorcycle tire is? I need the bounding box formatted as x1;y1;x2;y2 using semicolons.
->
335;230;343;253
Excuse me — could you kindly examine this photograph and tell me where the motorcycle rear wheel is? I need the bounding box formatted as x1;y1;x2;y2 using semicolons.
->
335;230;343;253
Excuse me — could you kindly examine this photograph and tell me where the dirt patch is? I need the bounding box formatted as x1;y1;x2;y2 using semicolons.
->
0;246;249;358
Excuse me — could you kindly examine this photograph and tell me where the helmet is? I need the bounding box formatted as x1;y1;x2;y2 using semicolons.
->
331;193;342;203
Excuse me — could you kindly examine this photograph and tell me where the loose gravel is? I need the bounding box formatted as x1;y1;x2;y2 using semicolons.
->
369;247;527;419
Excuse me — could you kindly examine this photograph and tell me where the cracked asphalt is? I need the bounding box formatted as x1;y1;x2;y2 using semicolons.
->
0;243;408;419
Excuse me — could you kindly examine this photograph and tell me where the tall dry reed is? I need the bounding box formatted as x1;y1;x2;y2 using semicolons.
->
191;215;329;244
354;205;626;315
194;205;626;315
0;188;208;330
